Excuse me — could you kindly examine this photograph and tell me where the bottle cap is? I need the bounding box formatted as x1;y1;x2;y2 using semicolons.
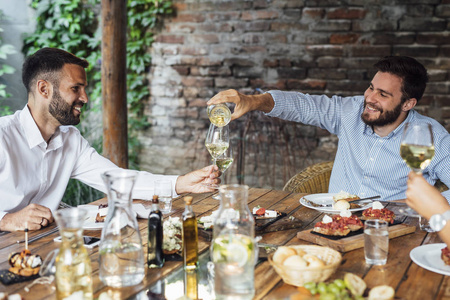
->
184;196;193;205
152;195;159;204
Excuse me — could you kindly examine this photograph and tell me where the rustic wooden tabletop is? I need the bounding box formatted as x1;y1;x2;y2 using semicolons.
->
0;188;449;300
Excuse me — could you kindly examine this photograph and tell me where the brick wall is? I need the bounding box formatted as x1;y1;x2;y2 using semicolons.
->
139;0;450;190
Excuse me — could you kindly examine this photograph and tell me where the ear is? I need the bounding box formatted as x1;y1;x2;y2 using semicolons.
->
36;80;52;99
402;98;417;112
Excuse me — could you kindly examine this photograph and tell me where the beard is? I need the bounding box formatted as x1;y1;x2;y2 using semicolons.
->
48;89;82;126
361;99;402;127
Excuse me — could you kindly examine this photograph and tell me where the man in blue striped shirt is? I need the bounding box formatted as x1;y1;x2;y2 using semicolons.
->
208;56;450;202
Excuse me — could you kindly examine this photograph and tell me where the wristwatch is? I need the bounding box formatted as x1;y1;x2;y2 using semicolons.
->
429;210;450;232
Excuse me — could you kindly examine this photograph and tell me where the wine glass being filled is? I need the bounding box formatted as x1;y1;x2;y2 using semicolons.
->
205;123;230;183
212;144;234;200
400;123;435;174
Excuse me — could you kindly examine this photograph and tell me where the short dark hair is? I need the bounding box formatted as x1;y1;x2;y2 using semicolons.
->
374;56;428;103
22;48;89;94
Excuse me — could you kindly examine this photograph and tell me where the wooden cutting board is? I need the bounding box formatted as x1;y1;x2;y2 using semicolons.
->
296;223;416;252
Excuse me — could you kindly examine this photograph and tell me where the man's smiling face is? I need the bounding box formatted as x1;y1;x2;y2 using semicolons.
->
48;64;88;126
362;71;405;127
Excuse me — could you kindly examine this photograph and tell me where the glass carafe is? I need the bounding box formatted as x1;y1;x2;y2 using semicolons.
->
99;170;145;287
54;208;93;300
211;184;255;299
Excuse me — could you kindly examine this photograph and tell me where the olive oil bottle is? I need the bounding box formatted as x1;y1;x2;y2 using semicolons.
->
182;196;198;270
148;195;164;268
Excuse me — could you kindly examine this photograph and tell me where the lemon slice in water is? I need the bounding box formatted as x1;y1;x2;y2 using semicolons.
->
212;234;254;267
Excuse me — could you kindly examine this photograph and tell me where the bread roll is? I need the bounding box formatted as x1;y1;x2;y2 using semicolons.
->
273;246;297;264
333;200;350;210
283;254;308;268
303;254;325;267
295;248;307;257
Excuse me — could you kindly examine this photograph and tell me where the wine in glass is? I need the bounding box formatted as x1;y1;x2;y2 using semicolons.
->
400;123;434;174
212;144;234;200
205;124;229;165
205;124;229;188
399;123;435;222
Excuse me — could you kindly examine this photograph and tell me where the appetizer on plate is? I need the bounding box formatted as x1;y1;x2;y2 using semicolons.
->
163;217;182;255
333;190;360;202
8;249;42;277
442;246;450;265
361;201;395;224
313;211;363;236
252;206;281;219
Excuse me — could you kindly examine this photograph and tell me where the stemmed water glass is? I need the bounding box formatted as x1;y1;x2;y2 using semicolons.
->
399;123;435;224
212;144;234;200
205;124;229;188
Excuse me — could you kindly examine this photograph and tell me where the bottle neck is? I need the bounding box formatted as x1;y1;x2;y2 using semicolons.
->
185;204;193;214
152;202;160;211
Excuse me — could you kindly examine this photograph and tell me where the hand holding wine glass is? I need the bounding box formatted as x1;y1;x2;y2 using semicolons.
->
400;123;434;174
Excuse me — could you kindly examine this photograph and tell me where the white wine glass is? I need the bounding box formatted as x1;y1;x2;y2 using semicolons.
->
212;145;234;200
399;123;434;219
205;124;229;188
205;123;229;165
400;123;434;174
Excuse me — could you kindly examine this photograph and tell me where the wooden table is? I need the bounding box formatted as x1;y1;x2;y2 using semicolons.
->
0;188;449;299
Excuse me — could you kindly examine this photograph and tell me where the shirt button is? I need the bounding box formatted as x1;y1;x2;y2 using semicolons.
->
364;176;368;179
370;158;374;161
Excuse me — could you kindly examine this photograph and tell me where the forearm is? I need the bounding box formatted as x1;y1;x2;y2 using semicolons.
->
247;92;274;113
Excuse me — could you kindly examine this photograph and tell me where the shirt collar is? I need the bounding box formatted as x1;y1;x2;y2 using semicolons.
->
19;105;64;150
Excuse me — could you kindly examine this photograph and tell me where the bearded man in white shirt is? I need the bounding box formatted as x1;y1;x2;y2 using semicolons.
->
0;48;220;231
207;56;450;202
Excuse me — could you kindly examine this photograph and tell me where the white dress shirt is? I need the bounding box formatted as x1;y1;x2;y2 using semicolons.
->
267;91;450;201
0;105;178;221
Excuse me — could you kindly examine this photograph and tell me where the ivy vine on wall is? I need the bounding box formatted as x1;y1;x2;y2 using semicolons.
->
22;0;173;205
0;10;17;116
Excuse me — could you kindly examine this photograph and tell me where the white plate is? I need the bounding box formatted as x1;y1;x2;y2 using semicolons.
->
78;204;145;230
299;193;372;214
410;243;450;276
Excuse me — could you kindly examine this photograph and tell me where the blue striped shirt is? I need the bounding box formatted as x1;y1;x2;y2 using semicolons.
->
267;90;450;201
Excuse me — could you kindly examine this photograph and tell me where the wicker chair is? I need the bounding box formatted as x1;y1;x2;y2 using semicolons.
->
283;161;334;194
283;160;448;194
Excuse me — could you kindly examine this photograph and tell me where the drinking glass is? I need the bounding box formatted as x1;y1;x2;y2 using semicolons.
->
205;123;229;166
154;179;173;214
364;219;389;265
400;123;434;174
399;123;435;226
205;124;229;189
212;145;234;200
419;216;436;232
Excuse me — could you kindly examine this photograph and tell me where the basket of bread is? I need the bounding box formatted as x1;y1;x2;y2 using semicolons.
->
268;245;342;287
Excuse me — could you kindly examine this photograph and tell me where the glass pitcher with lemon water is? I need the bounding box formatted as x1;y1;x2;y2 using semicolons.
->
210;184;256;299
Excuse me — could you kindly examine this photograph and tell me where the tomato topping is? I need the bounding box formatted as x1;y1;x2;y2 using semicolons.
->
255;207;266;216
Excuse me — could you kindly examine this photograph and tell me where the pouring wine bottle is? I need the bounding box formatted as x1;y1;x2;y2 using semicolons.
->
148;195;164;268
